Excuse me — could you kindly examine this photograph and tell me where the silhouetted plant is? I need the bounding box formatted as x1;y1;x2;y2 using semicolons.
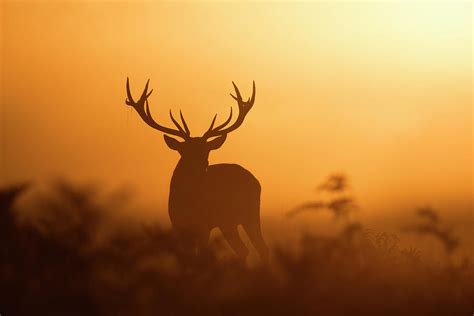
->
1;181;473;316
287;174;357;220
403;206;459;255
317;173;348;192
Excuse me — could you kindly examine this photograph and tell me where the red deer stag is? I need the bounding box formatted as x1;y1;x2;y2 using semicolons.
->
125;78;269;264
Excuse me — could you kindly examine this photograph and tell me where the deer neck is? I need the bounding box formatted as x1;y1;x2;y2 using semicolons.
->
170;158;208;191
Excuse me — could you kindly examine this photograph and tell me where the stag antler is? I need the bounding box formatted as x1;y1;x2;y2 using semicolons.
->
125;78;190;139
203;81;256;139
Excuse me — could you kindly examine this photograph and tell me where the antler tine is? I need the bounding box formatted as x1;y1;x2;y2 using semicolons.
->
169;110;187;135
214;107;233;131
126;77;135;105
125;78;189;139
203;107;233;138
249;80;256;105
206;114;218;133
230;81;243;103
142;79;153;99
202;81;255;139
141;79;150;99
230;81;255;106
179;110;191;136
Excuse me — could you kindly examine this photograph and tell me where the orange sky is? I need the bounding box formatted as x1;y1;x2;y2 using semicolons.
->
1;2;472;218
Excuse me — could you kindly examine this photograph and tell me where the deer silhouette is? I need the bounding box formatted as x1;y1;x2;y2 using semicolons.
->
125;78;269;264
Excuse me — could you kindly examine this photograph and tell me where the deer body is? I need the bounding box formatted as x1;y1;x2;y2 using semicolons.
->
169;163;260;231
125;79;269;263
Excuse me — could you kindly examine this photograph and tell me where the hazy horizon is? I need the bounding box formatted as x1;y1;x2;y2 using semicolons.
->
1;2;472;217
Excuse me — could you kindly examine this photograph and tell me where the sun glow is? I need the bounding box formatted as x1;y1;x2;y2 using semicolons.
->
1;1;472;215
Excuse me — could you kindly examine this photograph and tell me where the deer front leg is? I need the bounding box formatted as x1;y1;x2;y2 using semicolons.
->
195;230;211;256
220;226;249;264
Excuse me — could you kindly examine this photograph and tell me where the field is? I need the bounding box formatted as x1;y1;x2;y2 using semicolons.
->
1;176;472;316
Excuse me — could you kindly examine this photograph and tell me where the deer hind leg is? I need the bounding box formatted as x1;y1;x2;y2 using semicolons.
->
195;230;211;256
220;225;249;263
243;221;270;265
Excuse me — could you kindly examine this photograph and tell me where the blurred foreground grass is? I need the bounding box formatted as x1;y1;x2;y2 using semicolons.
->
1;178;473;316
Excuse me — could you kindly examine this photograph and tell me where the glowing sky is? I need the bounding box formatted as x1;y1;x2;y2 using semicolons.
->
1;2;472;216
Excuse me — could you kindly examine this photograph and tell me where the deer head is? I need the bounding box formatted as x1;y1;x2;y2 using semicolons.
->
125;78;256;168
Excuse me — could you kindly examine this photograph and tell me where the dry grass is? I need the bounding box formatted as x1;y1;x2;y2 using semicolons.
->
1;179;473;316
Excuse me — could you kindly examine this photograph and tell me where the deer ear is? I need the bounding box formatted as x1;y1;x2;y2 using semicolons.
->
207;135;227;150
163;135;182;151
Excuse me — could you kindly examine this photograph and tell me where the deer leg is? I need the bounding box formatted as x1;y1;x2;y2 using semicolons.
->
220;226;249;263
243;222;270;265
195;230;211;256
